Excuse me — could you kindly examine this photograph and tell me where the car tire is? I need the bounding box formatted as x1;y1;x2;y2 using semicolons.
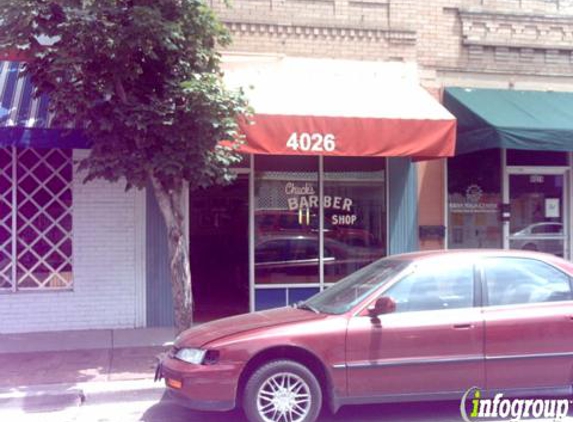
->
243;359;322;422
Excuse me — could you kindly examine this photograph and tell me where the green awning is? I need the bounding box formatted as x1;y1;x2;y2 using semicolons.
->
444;87;573;155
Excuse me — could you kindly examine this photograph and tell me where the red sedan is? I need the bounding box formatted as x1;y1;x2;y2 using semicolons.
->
157;249;573;422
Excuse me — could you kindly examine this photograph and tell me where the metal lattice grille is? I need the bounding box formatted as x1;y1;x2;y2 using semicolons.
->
0;148;13;289
0;147;73;290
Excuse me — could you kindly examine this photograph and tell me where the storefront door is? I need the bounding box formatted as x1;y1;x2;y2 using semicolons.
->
189;175;250;321
505;169;569;258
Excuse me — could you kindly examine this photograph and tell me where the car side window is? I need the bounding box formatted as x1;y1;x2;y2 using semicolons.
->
323;245;336;259
255;240;289;263
531;224;562;235
290;239;319;260
383;261;474;313
484;258;572;306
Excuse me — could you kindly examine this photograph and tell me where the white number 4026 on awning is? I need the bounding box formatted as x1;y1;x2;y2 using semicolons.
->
286;132;336;152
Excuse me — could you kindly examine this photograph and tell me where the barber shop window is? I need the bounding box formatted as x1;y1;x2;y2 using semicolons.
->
253;155;387;286
448;149;502;249
0;147;73;291
323;157;386;283
254;155;319;285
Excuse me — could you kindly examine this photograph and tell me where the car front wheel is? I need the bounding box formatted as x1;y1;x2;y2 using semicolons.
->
243;360;322;422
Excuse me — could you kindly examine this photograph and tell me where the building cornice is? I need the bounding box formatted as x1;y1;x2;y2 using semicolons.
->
222;19;417;45
459;9;573;51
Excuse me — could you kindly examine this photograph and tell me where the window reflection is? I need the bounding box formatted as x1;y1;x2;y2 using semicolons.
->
484;258;572;306
508;174;565;257
255;156;319;284
384;260;474;313
324;157;386;283
254;156;387;285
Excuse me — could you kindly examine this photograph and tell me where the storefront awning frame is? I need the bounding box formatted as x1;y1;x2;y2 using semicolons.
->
0;61;89;149
2;56;457;157
224;56;456;159
444;87;573;155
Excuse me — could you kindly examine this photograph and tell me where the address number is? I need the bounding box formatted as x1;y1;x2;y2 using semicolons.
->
286;133;336;152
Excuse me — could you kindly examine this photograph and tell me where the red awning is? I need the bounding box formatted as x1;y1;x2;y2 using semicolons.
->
223;56;456;158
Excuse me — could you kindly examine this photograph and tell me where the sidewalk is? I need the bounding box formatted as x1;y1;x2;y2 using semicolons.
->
0;327;176;410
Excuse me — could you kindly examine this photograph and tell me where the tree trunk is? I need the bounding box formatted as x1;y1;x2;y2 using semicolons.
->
150;176;193;333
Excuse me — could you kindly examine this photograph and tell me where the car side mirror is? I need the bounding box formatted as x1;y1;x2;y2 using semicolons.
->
368;296;396;318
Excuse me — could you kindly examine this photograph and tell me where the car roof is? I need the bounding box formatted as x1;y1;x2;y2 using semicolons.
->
388;248;560;262
256;234;350;247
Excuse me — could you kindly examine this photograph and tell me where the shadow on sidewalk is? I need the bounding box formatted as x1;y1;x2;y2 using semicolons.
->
140;394;467;422
0;346;166;388
19;386;85;414
141;392;247;422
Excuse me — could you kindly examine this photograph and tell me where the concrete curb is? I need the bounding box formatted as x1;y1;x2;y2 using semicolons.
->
0;379;165;411
0;327;177;354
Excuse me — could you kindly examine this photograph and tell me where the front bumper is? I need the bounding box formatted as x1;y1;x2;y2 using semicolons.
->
156;353;240;412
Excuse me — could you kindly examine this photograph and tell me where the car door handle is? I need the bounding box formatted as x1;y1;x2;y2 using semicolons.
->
453;324;473;329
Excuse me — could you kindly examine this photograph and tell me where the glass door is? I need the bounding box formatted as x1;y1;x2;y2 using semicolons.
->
507;172;568;258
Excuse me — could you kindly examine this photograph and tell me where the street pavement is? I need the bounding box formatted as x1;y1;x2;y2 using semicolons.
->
2;390;474;422
6;391;573;422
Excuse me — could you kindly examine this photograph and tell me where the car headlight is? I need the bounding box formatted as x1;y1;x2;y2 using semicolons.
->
174;348;207;364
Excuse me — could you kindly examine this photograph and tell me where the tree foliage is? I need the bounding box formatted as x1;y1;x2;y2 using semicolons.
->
0;0;249;192
0;0;250;331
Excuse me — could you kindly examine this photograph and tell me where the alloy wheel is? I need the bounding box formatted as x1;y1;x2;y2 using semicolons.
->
256;371;312;422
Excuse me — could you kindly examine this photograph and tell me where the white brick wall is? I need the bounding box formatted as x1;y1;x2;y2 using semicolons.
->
0;150;145;333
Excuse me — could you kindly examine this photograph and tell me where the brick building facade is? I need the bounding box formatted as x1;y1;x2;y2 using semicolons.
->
212;0;573;252
2;1;573;332
212;0;573;78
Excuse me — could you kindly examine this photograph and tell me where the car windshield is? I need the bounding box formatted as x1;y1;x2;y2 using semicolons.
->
301;258;409;314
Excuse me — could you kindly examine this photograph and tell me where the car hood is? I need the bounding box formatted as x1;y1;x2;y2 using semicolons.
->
175;307;324;348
